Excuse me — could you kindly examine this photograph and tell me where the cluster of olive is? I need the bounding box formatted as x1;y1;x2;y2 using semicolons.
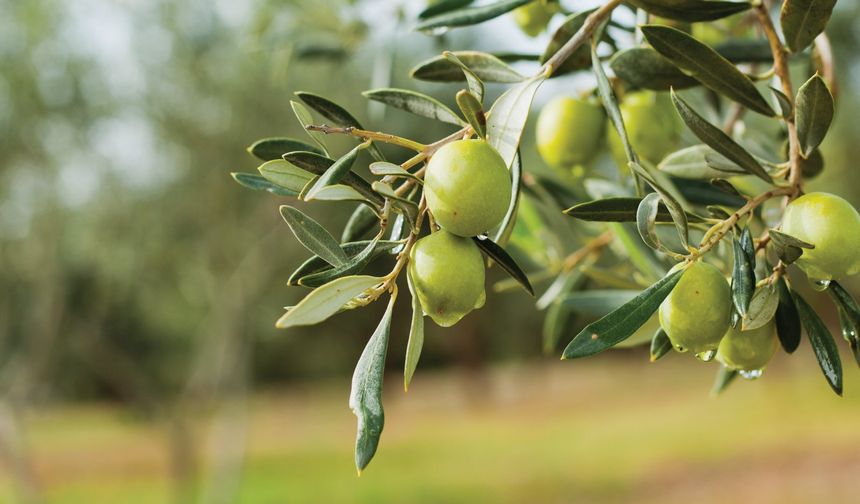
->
410;140;513;327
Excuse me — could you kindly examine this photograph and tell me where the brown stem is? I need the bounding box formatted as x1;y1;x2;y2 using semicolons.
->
306;125;427;151
561;231;614;272
540;0;623;77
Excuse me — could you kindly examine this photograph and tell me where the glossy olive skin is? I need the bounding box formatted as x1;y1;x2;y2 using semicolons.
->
781;192;860;282
659;261;732;354
408;230;486;327
717;321;779;372
512;1;556;37
425;139;512;237
536;96;606;170
607;91;682;167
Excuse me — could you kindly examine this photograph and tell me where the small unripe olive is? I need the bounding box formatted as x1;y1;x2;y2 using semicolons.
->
659;261;732;354
408;230;486;327
781;192;860;282
536;96;606;170
717;321;779;372
607;91;682;167
512;1;557;37
425;139;512;237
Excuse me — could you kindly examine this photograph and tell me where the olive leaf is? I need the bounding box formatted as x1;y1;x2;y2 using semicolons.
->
562;269;684;359
593;43;635;164
445;52;484;102
247;137;324;161
288;240;401;287
369;162;422;182
276;275;383;329
769;228;814;265
487;72;545;168
472;236;534;296
231;172;298;197
793;290;843;395
658;145;744;180
642;25;775;117
731;228;756;318
775;275;801;353
284;151;385;207
711;365;738;397
610;47;698;91
540;10;594;76
280;205;350;267
795;74;835;157
414;0;531;31
404;269;425;391
362;88;466;126
295;236;383;288
295;91;386;162
780;0;837;53
342;204;379;243
456;89;487;138
350;294;395;473
418;0;474;20
564;197;703;223
742;284;779;331
290;100;330;156
371;181;419;230
636;192;664;252
410;51;526;83
771;87;793;118
628;0;751;22
492;150;522;245
304;141;369;201
650;328;673;362
826;281;860;367
670;91;772;183
257;159;315;194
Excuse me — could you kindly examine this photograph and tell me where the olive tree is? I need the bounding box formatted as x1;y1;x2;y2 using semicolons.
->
232;0;851;472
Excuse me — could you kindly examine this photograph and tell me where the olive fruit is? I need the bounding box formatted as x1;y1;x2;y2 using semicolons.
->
607;91;682;167
536;96;606;170
659;261;732;354
716;321;779;372
425;139;512;237
408;230;486;327
512;1;557;37
781;192;860;281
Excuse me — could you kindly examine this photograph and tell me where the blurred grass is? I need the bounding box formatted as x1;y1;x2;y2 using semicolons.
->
3;346;860;504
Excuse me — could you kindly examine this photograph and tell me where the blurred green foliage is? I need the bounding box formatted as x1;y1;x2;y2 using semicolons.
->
1;0;860;407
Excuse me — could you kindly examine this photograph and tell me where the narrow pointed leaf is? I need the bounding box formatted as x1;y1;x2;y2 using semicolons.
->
610;47;698;91
794;291;842;395
539;10;594;76
775;276;801;353
280;205;349;267
492;150;522;245
445;52;484;102
257;159;315;193
643;25;774;116
650;328;673;362
671;91;771;182
342;204;379;243
564;197;703;223
487;73;545;168
780;0;837;53
826;282;860;365
297;237;382;288
231;172;298;196
594;44;635;164
743;284;779;331
288;240;400;286
404;270;425;391
295;92;385;161
350;295;395;472
629;0;751;22
472;236;534;296
247;137;324;161
711;365;738;396
414;0;531;31
795;74;834;157
305;141;368;201
562;269;684;359
410;51;525;83
290;100;330;155
418;0;474;19
659;145;744;180
369;162;422;182
363;88;465;126
731;229;756;318
636;192;663;251
771;87;793;118
276;275;383;329
456;89;487;138
284;151;385;207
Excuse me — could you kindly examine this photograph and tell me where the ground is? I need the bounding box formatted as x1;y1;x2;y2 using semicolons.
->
2;345;859;503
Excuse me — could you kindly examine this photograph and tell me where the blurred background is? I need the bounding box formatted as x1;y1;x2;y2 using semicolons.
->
2;0;860;502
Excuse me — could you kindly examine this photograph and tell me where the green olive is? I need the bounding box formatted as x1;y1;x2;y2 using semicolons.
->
536;95;606;171
716;321;779;372
408;230;486;327
425;139;512;237
512;1;557;37
781;192;860;282
659;261;732;354
607;91;682;167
